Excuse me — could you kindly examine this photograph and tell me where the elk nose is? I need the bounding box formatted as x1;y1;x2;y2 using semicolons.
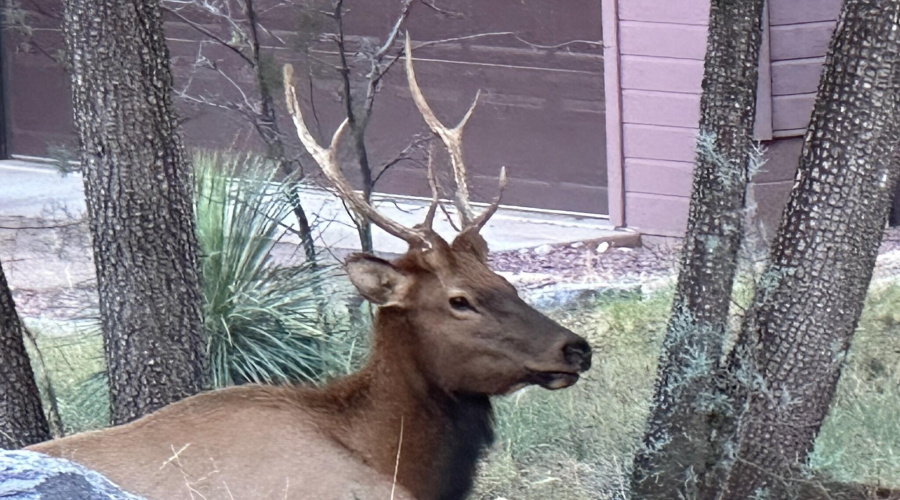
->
563;338;592;372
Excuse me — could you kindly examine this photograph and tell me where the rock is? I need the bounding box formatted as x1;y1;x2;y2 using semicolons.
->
596;241;610;253
533;244;554;256
525;282;642;311
0;450;144;500
570;241;585;249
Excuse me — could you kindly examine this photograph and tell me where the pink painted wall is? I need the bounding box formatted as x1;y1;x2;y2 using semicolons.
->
606;0;842;237
606;0;709;236
766;0;842;136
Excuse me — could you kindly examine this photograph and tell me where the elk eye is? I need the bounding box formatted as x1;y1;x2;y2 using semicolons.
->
449;296;475;312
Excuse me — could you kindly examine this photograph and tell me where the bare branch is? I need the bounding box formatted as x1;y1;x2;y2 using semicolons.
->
360;0;414;117
372;134;431;186
374;0;415;59
177;90;246;114
255;20;287;47
213;64;258;113
164;6;256;67
332;0;357;125
284;63;435;246
418;0;463;18
511;36;602;50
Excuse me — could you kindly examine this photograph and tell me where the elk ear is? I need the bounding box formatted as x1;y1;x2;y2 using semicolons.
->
345;254;412;306
451;229;490;263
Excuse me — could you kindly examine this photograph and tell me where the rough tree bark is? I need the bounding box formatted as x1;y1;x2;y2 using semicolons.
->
630;0;766;496
64;0;208;424
0;260;51;449
708;1;900;497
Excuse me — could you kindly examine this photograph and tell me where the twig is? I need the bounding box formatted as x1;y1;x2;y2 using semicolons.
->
215;65;258;113
363;0;416;115
419;0;462;18
390;417;404;500
0;221;84;230
372;135;431;187
160;443;193;470
512;35;602;50
164;7;256;67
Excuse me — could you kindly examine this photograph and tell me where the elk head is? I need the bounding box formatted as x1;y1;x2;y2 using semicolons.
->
283;34;591;396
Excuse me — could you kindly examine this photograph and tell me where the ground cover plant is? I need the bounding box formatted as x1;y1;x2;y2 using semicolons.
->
25;275;900;498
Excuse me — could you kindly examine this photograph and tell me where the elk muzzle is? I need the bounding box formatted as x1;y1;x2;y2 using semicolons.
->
527;334;592;390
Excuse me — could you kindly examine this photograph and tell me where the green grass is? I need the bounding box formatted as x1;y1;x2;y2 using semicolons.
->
25;270;900;497
472;289;672;500
472;281;900;499
810;283;900;486
24;321;108;433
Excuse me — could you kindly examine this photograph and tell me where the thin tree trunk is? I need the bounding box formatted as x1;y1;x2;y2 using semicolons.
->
332;1;374;253
244;0;317;263
354;129;375;253
252;109;317;263
709;2;900;496
64;0;208;424
630;0;766;496
0;259;51;448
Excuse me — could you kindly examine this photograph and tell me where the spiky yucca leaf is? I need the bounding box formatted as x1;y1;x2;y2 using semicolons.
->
62;152;364;432
194;151;359;388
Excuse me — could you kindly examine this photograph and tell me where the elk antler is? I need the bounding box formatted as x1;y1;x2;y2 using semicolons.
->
404;33;507;232
283;64;438;247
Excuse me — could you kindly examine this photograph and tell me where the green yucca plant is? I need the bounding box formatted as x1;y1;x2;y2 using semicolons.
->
59;152;365;431
194;151;362;388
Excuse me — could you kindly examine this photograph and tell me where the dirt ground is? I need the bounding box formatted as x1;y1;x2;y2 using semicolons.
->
5;211;900;325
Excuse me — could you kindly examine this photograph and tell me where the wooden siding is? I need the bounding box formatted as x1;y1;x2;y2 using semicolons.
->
769;0;843;25
612;0;707;236
605;0;844;236
766;0;841;137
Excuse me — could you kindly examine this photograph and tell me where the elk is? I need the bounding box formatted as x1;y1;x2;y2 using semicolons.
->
27;34;592;500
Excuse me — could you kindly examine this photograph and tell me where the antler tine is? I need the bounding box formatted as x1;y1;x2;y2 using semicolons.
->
421;144;440;229
470;167;508;231
283;64;429;247
405;33;480;227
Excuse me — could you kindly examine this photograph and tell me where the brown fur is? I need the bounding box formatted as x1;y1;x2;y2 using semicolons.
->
28;232;591;500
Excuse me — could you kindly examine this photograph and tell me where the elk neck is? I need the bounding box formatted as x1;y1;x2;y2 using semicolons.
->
302;308;495;500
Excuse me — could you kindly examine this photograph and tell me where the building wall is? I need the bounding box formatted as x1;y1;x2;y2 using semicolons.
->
751;0;842;237
606;0;843;237
3;0;607;215
606;0;709;236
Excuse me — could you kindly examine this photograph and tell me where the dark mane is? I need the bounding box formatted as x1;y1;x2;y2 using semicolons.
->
436;393;495;500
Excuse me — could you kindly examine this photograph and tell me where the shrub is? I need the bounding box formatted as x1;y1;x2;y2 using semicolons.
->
194;151;362;387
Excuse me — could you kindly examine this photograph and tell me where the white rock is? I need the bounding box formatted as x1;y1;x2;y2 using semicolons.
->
596;241;610;253
534;244;554;255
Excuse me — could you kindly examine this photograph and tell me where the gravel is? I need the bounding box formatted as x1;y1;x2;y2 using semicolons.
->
6;216;900;322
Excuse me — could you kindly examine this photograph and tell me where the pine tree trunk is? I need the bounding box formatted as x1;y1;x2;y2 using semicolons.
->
64;0;208;425
709;1;900;497
0;259;51;448
630;0;766;496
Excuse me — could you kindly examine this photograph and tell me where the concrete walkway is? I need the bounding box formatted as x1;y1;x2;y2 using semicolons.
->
0;159;627;253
